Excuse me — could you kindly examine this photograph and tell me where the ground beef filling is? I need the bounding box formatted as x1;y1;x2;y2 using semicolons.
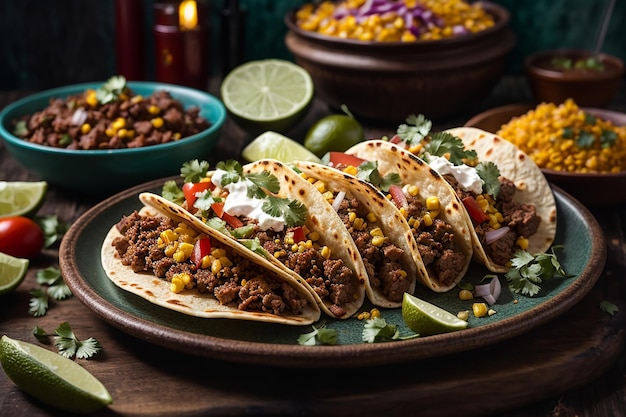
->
444;174;541;266
110;211;309;316
335;195;409;302
403;194;467;287
15;90;211;150
256;227;358;318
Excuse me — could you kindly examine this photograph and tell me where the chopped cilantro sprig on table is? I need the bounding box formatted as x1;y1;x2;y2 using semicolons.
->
505;246;572;297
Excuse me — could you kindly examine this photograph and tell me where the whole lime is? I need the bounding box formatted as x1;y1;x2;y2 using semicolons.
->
304;113;365;157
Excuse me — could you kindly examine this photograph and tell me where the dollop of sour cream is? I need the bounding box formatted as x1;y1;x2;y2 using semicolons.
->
211;169;285;231
428;155;483;195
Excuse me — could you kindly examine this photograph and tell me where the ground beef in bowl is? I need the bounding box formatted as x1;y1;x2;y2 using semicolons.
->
11;77;212;150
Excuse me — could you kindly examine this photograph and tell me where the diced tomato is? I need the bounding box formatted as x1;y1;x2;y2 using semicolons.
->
389;135;403;144
388;184;408;210
327;152;366;168
292;226;306;243
211;202;244;228
462;196;490;224
190;237;212;268
182;181;214;209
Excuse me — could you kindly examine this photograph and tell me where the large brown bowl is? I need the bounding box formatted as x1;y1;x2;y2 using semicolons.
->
465;103;626;208
284;2;515;124
525;49;624;107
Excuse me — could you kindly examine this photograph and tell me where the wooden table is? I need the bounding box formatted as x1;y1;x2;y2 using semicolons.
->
1;78;625;417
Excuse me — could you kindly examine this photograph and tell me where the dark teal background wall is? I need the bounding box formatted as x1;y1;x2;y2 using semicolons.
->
1;0;624;90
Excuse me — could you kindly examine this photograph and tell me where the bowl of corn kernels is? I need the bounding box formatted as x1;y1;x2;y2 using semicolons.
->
284;0;515;124
464;99;626;208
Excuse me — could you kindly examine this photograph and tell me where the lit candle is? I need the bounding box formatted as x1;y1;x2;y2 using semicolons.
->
153;0;208;90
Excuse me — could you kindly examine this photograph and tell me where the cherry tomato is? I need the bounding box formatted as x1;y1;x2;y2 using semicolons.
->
182;181;214;209
0;216;45;259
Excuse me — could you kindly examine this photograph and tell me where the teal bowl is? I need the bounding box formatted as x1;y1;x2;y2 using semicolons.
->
0;82;226;196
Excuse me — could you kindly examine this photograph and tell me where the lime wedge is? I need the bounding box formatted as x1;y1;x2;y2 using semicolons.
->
0;335;112;413
0;181;48;218
402;293;468;336
0;252;29;296
242;131;322;164
221;59;314;136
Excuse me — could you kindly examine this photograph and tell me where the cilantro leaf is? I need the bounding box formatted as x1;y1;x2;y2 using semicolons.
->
245;171;280;195
356;161;401;192
32;326;50;344
505;246;570;297
396;114;432;145
298;324;338;346
96;75;126;104
34;215;69;249
475;161;501;197
53;322;102;359
600;300;619;316
181;159;211;183
36;267;72;300
215;160;244;186
263;196;307;228
576;131;595;148
426;132;478;165
362;317;418;343
162;180;184;204
28;287;49;317
600;130;617;148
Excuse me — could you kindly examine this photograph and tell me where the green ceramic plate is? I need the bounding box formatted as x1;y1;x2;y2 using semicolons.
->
60;178;606;368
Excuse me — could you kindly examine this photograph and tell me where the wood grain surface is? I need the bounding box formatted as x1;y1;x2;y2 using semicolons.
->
1;78;626;417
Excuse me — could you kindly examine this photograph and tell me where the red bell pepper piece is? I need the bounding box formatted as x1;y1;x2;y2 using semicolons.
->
327;152;366;168
462;196;490;224
190;237;211;268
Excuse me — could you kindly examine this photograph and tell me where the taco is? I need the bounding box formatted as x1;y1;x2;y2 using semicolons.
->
293;160;429;308
324;142;474;293
101;205;321;325
384;115;557;272
147;158;367;319
444;126;557;270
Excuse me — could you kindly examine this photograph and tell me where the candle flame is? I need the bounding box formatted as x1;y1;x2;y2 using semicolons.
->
179;0;198;30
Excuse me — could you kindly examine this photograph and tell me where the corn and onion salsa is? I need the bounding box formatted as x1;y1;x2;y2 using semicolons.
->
496;99;626;174
294;0;496;42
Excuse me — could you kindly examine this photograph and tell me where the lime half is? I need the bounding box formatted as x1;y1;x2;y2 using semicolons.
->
304;113;365;157
221;59;314;136
402;293;468;336
0;252;29;296
242;131;322;164
0;181;48;218
0;335;112;413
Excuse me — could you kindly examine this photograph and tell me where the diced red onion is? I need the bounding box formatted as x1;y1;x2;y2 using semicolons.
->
332;191;346;211
474;276;501;305
71;108;87;126
485;226;510;245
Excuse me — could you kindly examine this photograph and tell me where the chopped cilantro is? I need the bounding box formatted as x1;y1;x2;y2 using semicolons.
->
505;246;571;297
396;114;432;145
263;196;307;227
362;317;418;343
180;159;211;183
162;179;184;204
576;131;596;148
600;129;617;148
13;120;28;136
475;161;501;197
600;300;619;316
356;161;401;192
95;75;127;105
53;322;102;359
215;160;244;186
298;323;338;346
426;132;478;165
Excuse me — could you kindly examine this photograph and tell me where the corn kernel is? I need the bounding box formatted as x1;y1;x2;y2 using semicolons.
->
320;246;331;259
371;236;387;247
458;289;473;300
151;117;164;128
366;212;378;223
472;302;488;318
426;196;440;210
457;310;469;321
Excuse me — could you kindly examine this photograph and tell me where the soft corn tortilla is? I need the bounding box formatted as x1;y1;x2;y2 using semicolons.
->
140;159;367;320
345;140;474;292
294;161;427;308
445;127;557;272
101;205;321;326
